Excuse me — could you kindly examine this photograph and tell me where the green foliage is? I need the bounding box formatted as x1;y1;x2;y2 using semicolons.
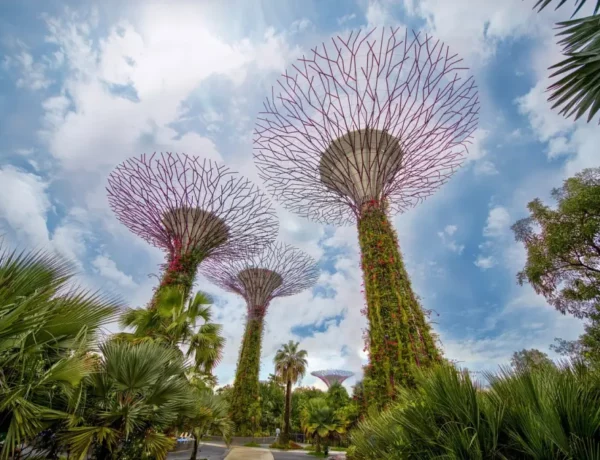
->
120;287;225;376
326;382;350;412
532;0;600;123
230;316;264;435
357;201;440;409
64;341;196;460
0;246;119;459
511;348;555;371
244;441;260;447
350;362;600;459
274;341;308;443
154;246;205;306
259;378;285;433
513;168;600;318
291;387;325;432
553;304;600;366
533;0;600;16
301;398;345;454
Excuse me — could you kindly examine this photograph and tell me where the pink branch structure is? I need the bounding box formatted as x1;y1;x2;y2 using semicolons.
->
254;27;479;224
107;152;278;302
201;242;318;434
253;27;479;408
311;369;354;388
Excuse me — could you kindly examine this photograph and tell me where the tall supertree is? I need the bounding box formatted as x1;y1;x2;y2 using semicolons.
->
201;242;318;435
254;28;479;408
311;369;354;388
107;153;278;305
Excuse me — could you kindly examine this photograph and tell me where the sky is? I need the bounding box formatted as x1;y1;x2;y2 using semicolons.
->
1;0;599;391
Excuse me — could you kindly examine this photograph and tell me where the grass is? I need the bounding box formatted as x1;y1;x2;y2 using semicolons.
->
330;446;347;451
243;441;261;447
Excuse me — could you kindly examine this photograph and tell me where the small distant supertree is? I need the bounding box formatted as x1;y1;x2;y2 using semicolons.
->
311;369;354;388
107;153;278;304
201;243;319;435
254;28;479;408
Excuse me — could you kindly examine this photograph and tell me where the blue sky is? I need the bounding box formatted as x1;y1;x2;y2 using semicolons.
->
1;0;599;390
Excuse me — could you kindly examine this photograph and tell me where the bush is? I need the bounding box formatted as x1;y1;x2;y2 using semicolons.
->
350;362;600;459
288;441;302;449
244;441;260;447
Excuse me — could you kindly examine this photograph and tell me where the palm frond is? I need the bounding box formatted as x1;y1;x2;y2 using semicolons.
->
533;0;600;16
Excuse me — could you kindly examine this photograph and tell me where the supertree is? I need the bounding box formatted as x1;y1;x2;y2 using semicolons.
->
107;152;278;305
201;242;319;435
254;28;479;408
311;369;354;388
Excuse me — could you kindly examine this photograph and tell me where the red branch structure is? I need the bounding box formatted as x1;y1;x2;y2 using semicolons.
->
311;369;354;388
201;242;318;434
253;28;479;409
107;153;278;302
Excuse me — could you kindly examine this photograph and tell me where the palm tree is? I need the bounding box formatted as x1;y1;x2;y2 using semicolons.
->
65;340;196;460
0;245;119;459
533;0;600;123
179;390;232;460
274;341;308;445
120;287;225;376
301;398;345;454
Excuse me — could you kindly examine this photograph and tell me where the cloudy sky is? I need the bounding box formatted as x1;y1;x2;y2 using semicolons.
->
1;0;598;391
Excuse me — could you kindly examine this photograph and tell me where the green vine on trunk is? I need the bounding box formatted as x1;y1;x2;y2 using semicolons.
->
230;305;266;435
357;200;440;410
150;239;205;308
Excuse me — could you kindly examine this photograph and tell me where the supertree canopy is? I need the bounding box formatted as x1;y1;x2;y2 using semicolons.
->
254;28;479;408
201;242;318;435
311;369;354;388
107;153;278;303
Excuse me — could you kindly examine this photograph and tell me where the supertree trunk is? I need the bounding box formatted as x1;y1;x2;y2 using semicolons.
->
357;201;440;408
229;306;265;435
151;242;204;308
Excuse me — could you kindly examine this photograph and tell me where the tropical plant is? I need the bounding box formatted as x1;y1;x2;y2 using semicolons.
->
178;390;232;460
349;362;600;459
325;382;350;412
274;341;308;444
64;340;196;460
0;246;118;459
511;348;555;371
512;167;600;318
533;0;600;123
301;399;345;454
290;387;325;433
259;379;285;434
120;287;225;376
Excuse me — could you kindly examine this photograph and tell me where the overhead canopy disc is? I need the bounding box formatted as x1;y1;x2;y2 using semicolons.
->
162;207;230;254
237;267;284;308
319;128;403;208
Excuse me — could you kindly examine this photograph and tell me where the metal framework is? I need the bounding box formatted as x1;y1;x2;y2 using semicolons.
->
107;152;278;259
254;27;479;224
201;242;319;317
311;369;354;387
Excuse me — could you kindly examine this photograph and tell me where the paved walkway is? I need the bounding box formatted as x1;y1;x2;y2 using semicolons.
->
225;446;274;460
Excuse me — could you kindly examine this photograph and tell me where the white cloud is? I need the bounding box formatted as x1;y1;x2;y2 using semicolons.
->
92;254;136;288
474;160;499;176
437;224;464;254
0;166;50;246
474;255;496;270
337;13;356;25
483;206;511;238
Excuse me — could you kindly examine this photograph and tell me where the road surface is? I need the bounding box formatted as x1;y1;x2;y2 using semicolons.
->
167;443;327;460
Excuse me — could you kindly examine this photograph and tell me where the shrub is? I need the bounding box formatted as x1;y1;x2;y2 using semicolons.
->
288;441;302;449
350;362;600;459
244;441;260;447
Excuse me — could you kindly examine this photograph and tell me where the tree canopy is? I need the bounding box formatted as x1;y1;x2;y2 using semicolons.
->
512;168;600;318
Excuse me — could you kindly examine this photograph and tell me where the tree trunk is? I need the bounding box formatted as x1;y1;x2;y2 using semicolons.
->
357;201;441;409
280;378;292;445
189;435;198;460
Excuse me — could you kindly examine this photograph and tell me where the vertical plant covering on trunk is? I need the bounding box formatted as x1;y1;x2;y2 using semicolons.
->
154;243;205;307
201;243;318;435
358;201;440;407
253;28;479;408
229;309;265;435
